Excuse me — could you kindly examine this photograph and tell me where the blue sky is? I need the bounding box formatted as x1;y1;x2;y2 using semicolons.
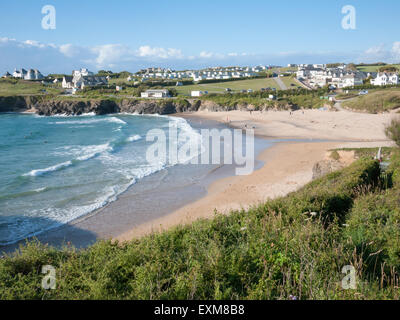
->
1;0;400;74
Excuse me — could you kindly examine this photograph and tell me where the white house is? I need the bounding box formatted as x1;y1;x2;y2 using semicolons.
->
13;68;27;78
24;69;44;80
12;68;44;80
73;68;94;77
141;89;170;98
371;73;399;86
191;91;204;97
62;74;108;90
339;74;364;88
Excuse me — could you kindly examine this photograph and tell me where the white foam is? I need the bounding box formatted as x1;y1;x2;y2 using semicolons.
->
75;143;113;161
51;117;127;126
24;161;73;177
26;144;113;177
6;114;206;245
126;134;142;142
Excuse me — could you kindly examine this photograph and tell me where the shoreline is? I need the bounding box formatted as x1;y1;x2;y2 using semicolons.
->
115;108;395;242
0;115;271;253
115;140;336;242
1;108;396;253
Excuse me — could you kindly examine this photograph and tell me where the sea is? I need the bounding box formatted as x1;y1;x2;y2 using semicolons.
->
0;112;203;246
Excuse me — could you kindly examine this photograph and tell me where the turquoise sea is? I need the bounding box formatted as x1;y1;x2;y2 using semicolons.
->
0;113;201;245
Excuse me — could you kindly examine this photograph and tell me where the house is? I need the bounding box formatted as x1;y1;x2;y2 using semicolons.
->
24;69;44;80
191;91;204;97
13;68;28;78
339;74;364;88
73;75;107;90
371;72;399;86
141;89;170;98
62;76;74;89
12;68;44;80
62;73;108;90
73;68;94;77
2;72;11;78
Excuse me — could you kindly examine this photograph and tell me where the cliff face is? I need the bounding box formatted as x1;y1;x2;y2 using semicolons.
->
0;96;204;116
0;96;34;112
0;95;293;116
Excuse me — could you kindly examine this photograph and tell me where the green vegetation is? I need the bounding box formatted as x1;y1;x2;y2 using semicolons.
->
332;147;394;162
330;150;341;161
342;89;400;113
356;64;400;73
169;77;283;96
386;118;400;147
198;87;334;111
280;76;300;89
2;150;400;299
335;92;359;100
378;65;400;73
0;78;62;96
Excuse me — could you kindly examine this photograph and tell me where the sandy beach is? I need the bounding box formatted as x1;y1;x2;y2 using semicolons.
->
116;108;395;242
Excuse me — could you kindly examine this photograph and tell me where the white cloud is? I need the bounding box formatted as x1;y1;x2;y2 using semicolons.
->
0;37;16;43
391;42;400;61
136;46;184;59
59;44;81;58
91;44;134;67
199;51;214;58
359;42;400;63
3;36;398;75
199;51;225;59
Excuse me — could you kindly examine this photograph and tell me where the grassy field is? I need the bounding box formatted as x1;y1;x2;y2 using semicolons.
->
342;88;400;113
280;76;301;89
356;64;400;72
0;79;62;96
1;150;400;299
169;77;289;96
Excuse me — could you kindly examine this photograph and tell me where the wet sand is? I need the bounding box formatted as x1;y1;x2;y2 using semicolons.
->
2;108;395;253
116;108;395;242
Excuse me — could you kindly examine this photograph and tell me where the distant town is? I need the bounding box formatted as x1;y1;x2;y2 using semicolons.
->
2;63;400;99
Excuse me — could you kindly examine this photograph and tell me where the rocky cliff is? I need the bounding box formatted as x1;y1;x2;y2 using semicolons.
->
0;96;204;116
0;95;294;116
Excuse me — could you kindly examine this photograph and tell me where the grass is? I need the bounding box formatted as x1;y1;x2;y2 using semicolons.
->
342;88;400;113
280;76;301;89
0;79;62;96
1;150;400;300
168;77;284;96
356;64;400;73
332;147;394;162
386;118;400;147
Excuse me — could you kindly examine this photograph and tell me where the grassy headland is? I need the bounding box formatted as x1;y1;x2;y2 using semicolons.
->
343;89;400;113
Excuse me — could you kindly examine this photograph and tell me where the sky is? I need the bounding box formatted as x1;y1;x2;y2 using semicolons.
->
1;0;400;74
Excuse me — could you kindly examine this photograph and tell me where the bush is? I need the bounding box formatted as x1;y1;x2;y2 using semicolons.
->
386;118;400;147
2;158;395;300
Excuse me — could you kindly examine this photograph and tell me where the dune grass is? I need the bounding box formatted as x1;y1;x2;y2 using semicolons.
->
1;152;400;300
342;89;400;113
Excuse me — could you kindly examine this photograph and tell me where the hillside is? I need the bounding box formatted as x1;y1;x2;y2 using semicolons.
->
342;89;400;113
1;150;400;300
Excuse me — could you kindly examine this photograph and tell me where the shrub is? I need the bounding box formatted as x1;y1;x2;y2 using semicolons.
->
385;118;400;147
1;158;393;300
